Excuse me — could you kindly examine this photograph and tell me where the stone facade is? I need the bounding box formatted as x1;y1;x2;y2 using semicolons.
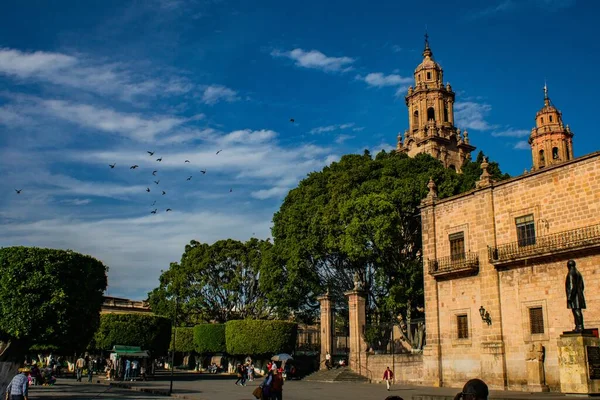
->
420;150;600;392
397;35;475;172
100;296;152;314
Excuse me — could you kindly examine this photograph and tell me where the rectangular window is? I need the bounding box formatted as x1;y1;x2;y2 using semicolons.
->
457;314;469;339
427;72;431;80
529;307;544;334
516;214;536;247
549;115;553;122
449;232;465;261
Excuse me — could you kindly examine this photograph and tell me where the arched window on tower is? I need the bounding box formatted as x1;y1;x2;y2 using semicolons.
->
539;150;545;168
413;110;419;129
552;147;559;160
427;107;435;121
444;107;448;122
566;142;570;160
549;115;553;122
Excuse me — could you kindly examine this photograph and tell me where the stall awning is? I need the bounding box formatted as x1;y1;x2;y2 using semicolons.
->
111;345;150;357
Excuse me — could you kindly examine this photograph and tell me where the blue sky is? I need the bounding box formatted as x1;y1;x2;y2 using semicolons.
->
1;0;598;300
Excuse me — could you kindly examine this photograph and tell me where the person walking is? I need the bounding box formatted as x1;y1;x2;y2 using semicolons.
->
325;352;331;370
5;368;30;400
87;358;94;383
270;365;284;400
75;355;85;382
124;359;131;381
383;366;394;391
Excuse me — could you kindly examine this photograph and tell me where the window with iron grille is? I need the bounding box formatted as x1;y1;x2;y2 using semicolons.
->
457;314;469;339
449;232;465;261
516;214;536;247
529;307;544;334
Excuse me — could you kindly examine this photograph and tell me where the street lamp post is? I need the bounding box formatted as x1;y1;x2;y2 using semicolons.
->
169;295;179;396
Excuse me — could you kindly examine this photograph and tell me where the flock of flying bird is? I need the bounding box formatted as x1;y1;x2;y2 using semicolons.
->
13;118;297;215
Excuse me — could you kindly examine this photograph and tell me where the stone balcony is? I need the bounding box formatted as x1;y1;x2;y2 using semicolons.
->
488;223;600;267
427;251;479;280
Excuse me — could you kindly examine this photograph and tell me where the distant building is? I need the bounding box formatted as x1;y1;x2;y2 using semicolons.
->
396;34;476;172
420;87;600;392
101;296;152;314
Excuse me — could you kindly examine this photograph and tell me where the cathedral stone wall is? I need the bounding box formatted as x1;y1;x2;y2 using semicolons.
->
420;151;600;392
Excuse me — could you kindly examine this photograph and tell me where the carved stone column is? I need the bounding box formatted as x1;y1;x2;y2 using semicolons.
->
345;288;367;376
317;291;334;370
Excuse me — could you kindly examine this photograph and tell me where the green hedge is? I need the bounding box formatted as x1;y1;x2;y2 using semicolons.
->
193;324;226;354
170;327;195;352
225;320;297;356
94;313;171;355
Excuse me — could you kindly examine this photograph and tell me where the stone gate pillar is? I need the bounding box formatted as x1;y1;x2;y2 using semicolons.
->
345;286;367;375
318;290;334;370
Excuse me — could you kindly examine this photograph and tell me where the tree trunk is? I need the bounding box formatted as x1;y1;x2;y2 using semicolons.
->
0;341;22;397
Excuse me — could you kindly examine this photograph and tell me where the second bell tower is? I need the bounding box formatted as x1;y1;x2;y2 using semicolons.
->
397;34;475;172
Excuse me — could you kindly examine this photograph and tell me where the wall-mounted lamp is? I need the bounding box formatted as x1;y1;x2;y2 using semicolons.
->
479;306;492;326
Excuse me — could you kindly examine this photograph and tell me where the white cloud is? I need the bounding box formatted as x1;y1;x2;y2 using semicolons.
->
0;48;194;102
514;140;530;150
0;209;272;298
491;128;531;138
201;84;240;105
454;101;498;131
310;122;357;134
358;72;412;88
335;134;354;144
251;187;290;200
467;0;574;20
271;48;355;72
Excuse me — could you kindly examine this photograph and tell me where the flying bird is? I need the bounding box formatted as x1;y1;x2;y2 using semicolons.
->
162;191;166;195
151;209;157;214
216;150;222;155
109;163;116;168
166;208;172;212
146;188;150;192
151;200;156;206
200;170;206;174
187;176;192;181
290;118;295;123
156;158;162;162
130;165;139;169
147;151;155;156
152;170;157;176
154;180;160;184
229;188;233;193
185;160;190;163
15;189;22;194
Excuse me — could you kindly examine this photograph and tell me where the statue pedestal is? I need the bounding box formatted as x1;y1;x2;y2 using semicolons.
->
526;343;549;392
558;330;600;395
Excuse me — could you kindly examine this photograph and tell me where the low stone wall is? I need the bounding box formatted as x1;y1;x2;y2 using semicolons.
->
0;362;19;396
364;353;424;385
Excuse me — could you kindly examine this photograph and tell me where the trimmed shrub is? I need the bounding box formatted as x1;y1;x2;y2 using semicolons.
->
94;313;171;355
225;320;297;356
193;324;226;354
170;327;195;352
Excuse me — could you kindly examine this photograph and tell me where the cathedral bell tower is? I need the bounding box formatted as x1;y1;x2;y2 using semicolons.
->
529;84;574;171
397;34;475;172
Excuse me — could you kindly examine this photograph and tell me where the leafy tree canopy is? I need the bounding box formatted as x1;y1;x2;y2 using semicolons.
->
225;320;297;356
0;247;107;360
93;313;171;356
170;327;195;353
193;324;226;354
148;238;272;323
265;150;509;325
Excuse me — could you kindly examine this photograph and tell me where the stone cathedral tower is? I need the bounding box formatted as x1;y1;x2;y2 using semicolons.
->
529;84;574;171
397;35;475;172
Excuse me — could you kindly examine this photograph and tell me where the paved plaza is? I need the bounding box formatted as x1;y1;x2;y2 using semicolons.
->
28;372;597;400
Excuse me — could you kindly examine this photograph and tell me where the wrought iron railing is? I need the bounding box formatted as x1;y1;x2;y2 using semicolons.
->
488;223;600;264
427;251;479;277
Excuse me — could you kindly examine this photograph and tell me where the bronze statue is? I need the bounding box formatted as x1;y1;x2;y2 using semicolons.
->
565;259;586;332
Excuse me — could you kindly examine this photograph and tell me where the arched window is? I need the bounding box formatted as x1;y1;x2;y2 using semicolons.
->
566;143;570;160
539;150;545;167
552;147;559;160
413;110;419;128
444;107;449;122
549;115;553;122
540;117;544;124
427;72;431;80
427;107;435;121
449;164;456;171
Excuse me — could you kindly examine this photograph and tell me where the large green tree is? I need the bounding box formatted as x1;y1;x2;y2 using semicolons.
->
93;314;172;355
0;246;107;361
148;238;272;323
265;150;508;332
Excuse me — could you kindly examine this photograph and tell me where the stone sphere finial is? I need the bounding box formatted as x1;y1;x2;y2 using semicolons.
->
427;177;437;199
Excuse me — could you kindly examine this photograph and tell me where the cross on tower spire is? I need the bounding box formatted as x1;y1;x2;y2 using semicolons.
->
424;31;429;50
